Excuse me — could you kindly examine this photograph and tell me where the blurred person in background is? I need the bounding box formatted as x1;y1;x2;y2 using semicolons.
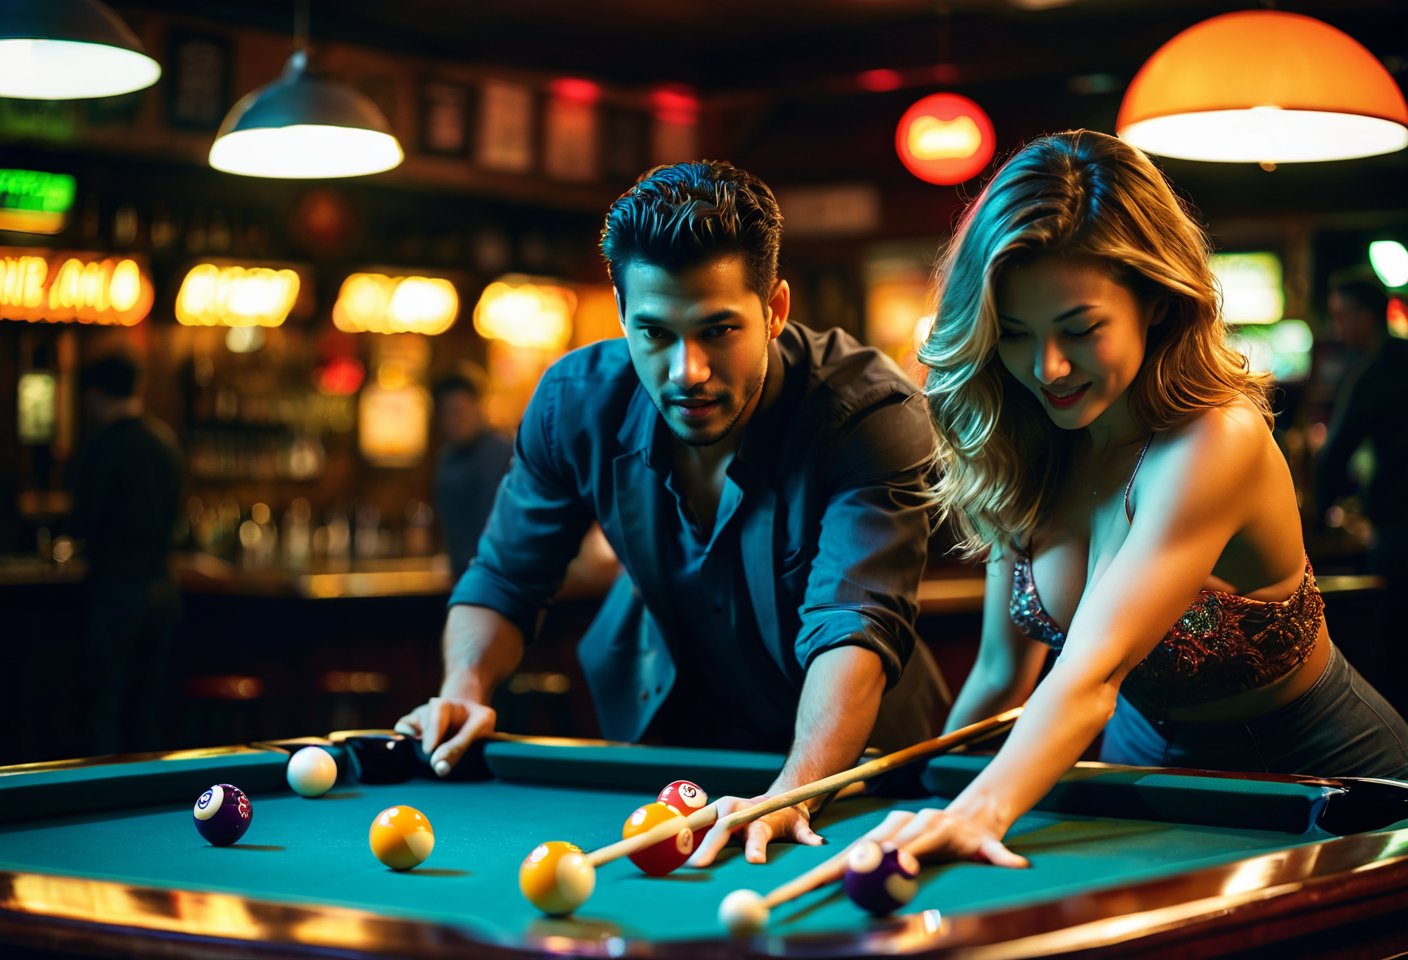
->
71;349;183;755
1315;275;1408;710
432;361;514;579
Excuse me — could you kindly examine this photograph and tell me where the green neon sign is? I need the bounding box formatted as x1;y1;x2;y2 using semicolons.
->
0;169;76;214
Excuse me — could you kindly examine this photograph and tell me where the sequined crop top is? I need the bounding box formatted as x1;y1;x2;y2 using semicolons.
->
1009;437;1325;712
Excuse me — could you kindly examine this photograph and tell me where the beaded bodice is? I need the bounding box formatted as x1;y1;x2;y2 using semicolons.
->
1008;434;1323;711
1010;553;1324;711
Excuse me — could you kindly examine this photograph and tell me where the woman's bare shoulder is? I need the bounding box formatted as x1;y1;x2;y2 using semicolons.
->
1157;396;1269;454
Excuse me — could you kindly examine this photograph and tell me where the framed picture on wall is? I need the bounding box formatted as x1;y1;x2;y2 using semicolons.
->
166;31;231;130
477;79;534;173
420;81;470;157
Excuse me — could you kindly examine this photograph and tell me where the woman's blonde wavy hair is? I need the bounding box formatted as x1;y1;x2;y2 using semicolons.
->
919;130;1271;559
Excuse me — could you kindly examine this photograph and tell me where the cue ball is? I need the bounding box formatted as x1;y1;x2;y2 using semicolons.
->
193;783;252;846
286;746;338;797
369;805;435;870
718;889;769;935
519;841;596;916
621;801;693;876
843;840;920;916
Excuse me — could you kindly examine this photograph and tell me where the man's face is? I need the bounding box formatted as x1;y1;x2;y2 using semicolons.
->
437;389;483;445
1329;291;1379;351
617;255;788;448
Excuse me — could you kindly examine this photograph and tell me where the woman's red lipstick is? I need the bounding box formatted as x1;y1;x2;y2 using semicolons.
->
1042;384;1090;409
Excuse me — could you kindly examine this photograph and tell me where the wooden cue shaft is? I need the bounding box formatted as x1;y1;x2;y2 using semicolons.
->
762;846;853;908
586;706;1023;868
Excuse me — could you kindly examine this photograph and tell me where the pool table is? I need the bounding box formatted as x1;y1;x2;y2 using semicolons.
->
1;735;1406;959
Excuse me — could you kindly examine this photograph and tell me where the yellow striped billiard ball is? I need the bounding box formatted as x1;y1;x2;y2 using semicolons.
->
519;841;596;915
368;805;435;870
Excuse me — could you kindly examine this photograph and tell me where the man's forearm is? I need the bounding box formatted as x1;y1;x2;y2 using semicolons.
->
440;604;527;704
771;645;887;805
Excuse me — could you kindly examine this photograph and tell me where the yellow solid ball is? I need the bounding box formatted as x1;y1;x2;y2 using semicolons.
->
519;841;596;915
368;805;435;870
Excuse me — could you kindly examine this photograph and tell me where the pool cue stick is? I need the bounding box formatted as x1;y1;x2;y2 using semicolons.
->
586;706;1024;868
758;844;854;911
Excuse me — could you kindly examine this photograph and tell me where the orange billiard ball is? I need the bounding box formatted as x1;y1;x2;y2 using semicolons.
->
368;805;434;870
519;841;596;915
621;801;693;876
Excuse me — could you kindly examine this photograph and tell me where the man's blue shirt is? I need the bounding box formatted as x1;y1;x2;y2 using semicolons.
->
450;321;938;743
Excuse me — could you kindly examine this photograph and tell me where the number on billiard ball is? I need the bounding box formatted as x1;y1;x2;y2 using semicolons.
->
656;779;708;846
193;784;252;846
657;779;707;813
843;840;920;916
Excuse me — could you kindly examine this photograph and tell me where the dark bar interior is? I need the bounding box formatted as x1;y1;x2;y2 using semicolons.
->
2;1;1406;763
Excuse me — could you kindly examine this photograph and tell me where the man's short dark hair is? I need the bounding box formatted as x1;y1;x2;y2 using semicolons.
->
80;351;140;399
1331;274;1389;321
600;160;783;306
432;361;488;406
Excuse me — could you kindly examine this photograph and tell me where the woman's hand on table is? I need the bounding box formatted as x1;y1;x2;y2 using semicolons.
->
687;795;824;867
853;807;1029;868
393;696;497;777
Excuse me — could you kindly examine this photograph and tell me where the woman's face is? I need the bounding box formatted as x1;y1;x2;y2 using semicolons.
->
993;253;1155;433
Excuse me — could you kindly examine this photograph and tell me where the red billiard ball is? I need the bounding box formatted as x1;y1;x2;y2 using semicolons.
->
843;840;919;915
657;779;708;814
193;784;252;846
657;779;709;846
621;801;693;876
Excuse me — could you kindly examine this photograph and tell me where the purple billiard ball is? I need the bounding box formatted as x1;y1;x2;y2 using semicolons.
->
193;784;253;846
843;840;920;916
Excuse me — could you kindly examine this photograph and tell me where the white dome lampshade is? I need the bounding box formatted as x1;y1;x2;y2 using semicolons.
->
209;50;404;179
0;0;161;99
1117;11;1408;164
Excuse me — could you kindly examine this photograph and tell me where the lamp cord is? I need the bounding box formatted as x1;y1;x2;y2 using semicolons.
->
295;0;310;53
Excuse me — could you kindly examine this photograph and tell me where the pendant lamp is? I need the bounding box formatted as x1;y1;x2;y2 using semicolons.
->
1117;10;1408;164
209;49;403;179
0;0;161;99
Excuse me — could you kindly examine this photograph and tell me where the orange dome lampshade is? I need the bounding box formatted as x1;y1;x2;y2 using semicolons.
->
1117;10;1408;163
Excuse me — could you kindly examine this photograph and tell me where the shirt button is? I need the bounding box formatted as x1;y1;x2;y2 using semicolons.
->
640;690;649;701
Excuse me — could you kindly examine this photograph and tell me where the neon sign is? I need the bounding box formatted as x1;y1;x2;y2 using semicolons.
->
895;93;996;186
0;169;76;234
0;251;153;325
333;273;459;335
176;263;301;328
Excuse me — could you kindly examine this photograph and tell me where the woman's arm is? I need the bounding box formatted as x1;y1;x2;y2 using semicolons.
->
903;407;1266;865
943;550;1048;733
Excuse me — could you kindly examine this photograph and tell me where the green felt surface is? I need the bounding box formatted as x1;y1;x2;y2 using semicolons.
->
0;747;1353;946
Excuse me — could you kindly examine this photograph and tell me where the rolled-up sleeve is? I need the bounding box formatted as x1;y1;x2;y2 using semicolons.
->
448;374;595;639
793;391;936;686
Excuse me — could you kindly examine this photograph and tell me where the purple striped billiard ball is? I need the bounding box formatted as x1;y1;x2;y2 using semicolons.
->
194;784;252;846
843;840;920;916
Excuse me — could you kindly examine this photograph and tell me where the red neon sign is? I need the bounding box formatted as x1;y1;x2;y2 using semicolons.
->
895;92;995;186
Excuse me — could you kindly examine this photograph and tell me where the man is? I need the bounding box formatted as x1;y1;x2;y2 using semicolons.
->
70;349;183;755
431;362;514;579
397;161;946;864
1315;275;1408;710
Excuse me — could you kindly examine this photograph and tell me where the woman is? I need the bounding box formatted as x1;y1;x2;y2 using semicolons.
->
889;130;1408;868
